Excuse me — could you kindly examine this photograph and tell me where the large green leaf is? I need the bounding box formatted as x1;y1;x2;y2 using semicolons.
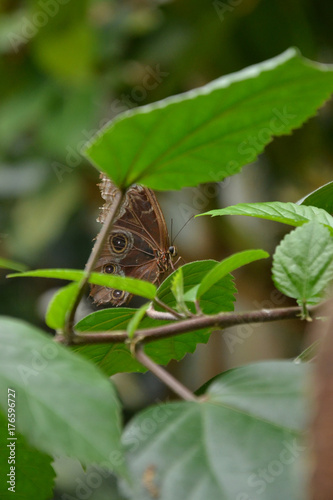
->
0;317;126;476
8;268;156;301
75;261;236;375
298;181;333;214
0;412;55;500
84;49;333;191
122;361;308;500
272;221;333;307
200;201;333;230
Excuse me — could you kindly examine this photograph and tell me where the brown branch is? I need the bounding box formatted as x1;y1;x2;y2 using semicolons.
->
56;304;319;346
64;187;125;340
135;344;197;401
153;296;184;318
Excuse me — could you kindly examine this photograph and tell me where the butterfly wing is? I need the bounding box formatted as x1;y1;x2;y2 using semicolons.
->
90;175;172;306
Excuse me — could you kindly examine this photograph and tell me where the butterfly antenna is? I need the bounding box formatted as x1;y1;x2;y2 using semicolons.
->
171;214;195;245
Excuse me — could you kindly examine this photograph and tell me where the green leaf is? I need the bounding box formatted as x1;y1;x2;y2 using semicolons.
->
0;411;55;500
272;221;333;307
45;282;80;330
84;49;333;191
127;302;150;339
170;267;189;315
157;260;237;315
197;249;269;298
75;309;145;376
294;340;320;363
298;181;333;214
75;261;236;375
0;257;28;272
8;268;156;301
0;317;126;476
122;361;308;500
200;201;333;230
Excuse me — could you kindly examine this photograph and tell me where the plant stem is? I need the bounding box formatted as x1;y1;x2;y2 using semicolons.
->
56;304;319;345
64;187;124;340
153;296;184;318
135;344;197;401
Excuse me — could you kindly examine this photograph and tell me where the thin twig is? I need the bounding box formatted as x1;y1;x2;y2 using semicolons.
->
135;344;197;401
153;296;184;318
64;187;124;340
146;303;179;321
55;304;320;345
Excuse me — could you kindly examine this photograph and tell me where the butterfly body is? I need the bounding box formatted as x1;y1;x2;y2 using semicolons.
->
90;175;177;306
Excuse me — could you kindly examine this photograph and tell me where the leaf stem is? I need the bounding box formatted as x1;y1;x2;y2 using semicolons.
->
135;345;197;401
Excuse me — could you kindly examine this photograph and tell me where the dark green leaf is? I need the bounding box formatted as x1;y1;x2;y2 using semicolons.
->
0;411;55;500
84;49;333;191
299;181;333;214
157;260;236;314
0;317;126;475
75;309;145;376
122;361;308;500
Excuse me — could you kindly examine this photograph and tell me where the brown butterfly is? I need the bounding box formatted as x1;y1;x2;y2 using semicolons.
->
90;174;178;306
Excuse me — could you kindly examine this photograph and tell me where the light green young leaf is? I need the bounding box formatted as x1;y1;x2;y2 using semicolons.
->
126;302;150;339
0;317;126;476
84;49;333;191
170;267;189;315
8;268;156;300
0;257;28;272
197;249;269;298
200;201;333;230
272;221;333;308
45;282;80;330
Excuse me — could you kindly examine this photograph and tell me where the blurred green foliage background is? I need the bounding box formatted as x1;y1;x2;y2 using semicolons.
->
1;0;333;388
1;1;333;496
